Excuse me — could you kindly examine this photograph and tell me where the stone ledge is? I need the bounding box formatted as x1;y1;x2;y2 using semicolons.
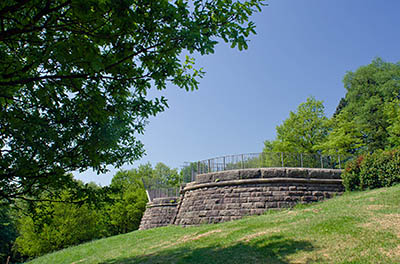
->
183;177;343;193
195;168;341;183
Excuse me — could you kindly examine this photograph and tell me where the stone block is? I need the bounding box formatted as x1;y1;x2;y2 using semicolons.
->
213;204;224;210
248;197;265;203
239;198;248;203
240;209;251;215
196;173;213;183
286;168;309;178
261;168;285;178
220;210;230;216
239;169;261;179
255;202;265;208
278;202;290;208
226;203;241;209
241;203;253;209
212;170;240;182
250;209;265;215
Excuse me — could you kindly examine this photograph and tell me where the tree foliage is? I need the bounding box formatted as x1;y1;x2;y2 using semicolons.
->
0;206;18;263
15;186;108;258
384;97;400;147
325;58;400;154
0;0;265;204
262;58;400;172
105;186;147;235
263;97;330;154
317;110;364;155
153;162;180;187
14;163;162;259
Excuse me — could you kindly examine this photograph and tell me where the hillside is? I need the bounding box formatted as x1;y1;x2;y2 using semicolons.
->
29;185;400;264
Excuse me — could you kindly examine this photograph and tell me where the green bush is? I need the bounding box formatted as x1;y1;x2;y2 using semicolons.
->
15;199;107;258
342;149;400;191
342;155;363;191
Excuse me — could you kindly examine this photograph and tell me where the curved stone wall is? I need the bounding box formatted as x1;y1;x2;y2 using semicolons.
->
139;168;344;229
138;197;179;230
174;168;343;226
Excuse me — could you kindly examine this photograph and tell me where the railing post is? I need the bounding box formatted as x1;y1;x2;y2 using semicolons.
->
338;154;341;169
281;152;284;167
223;156;226;171
208;159;211;173
197;161;200;174
241;154;244;169
320;154;323;168
300;153;303;167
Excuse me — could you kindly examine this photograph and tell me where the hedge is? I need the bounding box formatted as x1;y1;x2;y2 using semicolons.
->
342;149;400;191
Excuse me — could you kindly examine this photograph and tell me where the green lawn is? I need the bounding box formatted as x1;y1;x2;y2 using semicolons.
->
29;185;400;264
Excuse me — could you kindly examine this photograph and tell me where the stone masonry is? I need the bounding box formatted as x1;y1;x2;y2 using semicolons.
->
138;197;179;230
139;168;344;229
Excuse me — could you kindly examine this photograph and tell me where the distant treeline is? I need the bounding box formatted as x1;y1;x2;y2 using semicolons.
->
1;162;180;262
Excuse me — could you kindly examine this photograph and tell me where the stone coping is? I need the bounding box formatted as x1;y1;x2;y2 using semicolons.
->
194;168;342;185
147;197;179;207
182;177;343;193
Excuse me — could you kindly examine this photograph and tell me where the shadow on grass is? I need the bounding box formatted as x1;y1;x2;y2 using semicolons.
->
100;235;314;264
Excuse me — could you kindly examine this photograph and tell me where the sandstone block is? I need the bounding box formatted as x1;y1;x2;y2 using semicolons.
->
261;168;285;178
286;168;309;178
239;169;261;179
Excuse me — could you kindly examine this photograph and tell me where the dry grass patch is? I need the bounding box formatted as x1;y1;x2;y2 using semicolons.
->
184;229;223;242
149;229;224;251
71;259;86;264
365;204;387;211
239;227;284;243
286;234;362;264
381;244;400;260
361;213;400;238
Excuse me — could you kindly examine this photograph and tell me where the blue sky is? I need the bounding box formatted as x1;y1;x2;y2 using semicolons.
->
76;0;400;185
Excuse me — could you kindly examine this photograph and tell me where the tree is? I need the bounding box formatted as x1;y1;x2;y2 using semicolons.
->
0;206;18;263
0;0;265;204
326;58;400;154
264;97;330;153
316;110;364;155
153;162;180;187
107;165;150;235
262;97;331;167
110;164;152;191
384;97;400;148
14;183;108;258
105;186;147;235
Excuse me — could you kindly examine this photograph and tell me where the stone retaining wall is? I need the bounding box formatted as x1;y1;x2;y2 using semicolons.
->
138;197;179;230
139;168;344;229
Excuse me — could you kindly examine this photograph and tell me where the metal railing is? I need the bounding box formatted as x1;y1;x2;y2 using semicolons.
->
146;188;180;202
181;152;353;181
144;152;353;201
141;178;180;202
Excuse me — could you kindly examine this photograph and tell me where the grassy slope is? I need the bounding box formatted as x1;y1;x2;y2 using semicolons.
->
29;185;400;264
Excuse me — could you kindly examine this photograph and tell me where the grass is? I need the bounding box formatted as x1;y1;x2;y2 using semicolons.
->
29;185;400;264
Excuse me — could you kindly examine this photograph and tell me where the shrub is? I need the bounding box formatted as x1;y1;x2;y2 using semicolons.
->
342;149;400;191
342;155;363;191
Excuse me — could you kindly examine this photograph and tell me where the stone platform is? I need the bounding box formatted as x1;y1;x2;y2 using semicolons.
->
139;168;344;229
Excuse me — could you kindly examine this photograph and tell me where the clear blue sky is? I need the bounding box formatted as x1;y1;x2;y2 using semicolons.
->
76;0;400;185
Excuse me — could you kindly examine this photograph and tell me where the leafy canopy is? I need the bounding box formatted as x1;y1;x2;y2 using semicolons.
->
0;0;265;204
324;58;400;154
264;97;330;154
